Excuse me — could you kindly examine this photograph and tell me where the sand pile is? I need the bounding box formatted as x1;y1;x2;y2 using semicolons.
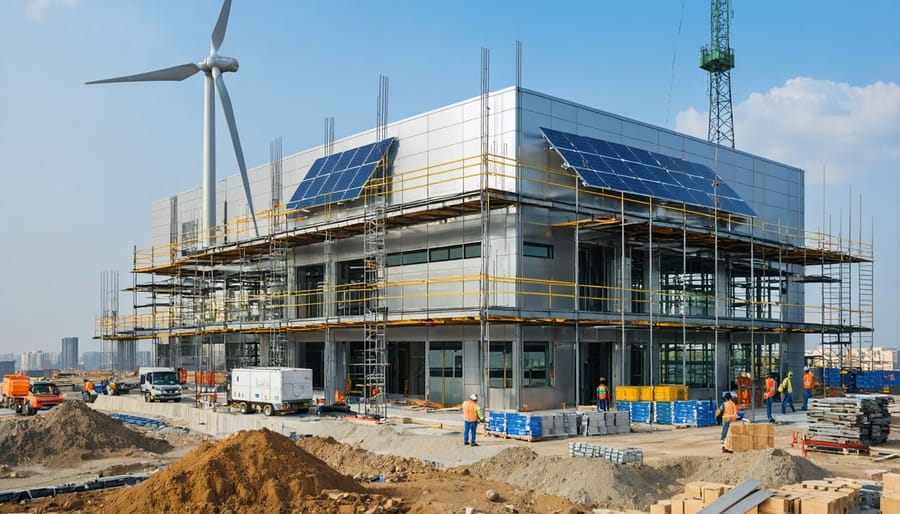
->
679;448;831;488
101;428;395;514
298;435;438;480
0;401;172;467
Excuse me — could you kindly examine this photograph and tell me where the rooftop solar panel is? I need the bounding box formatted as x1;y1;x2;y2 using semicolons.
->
287;137;396;211
540;127;755;216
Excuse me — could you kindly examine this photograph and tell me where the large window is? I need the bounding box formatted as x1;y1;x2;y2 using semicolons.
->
523;342;554;388
659;342;714;388
489;341;513;388
523;242;553;258
386;242;480;267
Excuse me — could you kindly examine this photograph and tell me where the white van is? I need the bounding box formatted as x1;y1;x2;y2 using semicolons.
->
138;367;182;402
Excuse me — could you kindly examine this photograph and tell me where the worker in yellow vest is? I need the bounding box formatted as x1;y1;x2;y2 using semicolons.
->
801;366;814;411
462;394;485;446
779;371;796;414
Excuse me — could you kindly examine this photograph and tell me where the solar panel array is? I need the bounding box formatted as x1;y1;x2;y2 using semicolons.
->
540;128;754;216
287;137;396;211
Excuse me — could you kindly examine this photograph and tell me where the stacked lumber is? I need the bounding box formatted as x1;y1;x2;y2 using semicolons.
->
883;473;900;514
648;478;865;514
724;422;774;452
568;442;642;464
806;396;891;445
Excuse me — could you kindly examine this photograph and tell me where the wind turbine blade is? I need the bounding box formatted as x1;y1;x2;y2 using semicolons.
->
210;0;232;52
214;70;259;238
85;63;200;84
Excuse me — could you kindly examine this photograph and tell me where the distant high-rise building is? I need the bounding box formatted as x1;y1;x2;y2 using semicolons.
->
0;361;15;375
81;351;104;371
61;337;79;370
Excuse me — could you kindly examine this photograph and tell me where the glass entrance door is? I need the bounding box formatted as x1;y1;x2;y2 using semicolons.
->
428;342;463;406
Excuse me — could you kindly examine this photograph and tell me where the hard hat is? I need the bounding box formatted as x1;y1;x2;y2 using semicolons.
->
803;366;810;371
723;392;732;400
787;371;793;377
470;394;478;401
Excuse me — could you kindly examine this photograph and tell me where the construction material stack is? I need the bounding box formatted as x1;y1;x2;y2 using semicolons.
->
580;410;630;436
568;442;642;464
883;473;900;513
724;422;774;452
806;395;891;446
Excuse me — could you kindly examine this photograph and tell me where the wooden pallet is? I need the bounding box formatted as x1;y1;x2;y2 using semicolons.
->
485;431;540;442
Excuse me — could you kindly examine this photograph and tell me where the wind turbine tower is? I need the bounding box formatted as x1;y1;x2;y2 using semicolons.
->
87;0;259;246
700;0;735;148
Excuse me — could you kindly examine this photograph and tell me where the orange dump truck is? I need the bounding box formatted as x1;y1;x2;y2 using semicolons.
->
1;372;64;415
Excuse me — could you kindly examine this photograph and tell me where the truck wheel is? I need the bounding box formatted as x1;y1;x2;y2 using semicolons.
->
239;402;249;414
263;404;275;417
23;401;33;416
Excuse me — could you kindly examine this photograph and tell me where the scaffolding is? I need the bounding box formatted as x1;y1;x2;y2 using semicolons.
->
98;140;874;407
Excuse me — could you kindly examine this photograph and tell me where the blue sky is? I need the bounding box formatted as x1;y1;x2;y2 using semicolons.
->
1;0;897;357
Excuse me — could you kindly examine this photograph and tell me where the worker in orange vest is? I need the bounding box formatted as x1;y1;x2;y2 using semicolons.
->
763;372;777;423
801;366;814;411
462;393;485;446
335;389;345;404
596;377;610;412
720;392;740;452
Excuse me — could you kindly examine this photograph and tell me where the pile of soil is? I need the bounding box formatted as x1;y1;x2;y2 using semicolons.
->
298;435;439;480
461;447;832;511
0;401;172;467
100;428;392;514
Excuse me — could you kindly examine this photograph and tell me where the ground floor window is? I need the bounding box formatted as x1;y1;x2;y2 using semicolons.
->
659;342;714;387
489;341;513;388
523;342;553;388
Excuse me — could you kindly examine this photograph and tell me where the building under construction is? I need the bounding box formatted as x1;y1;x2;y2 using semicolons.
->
96;86;873;411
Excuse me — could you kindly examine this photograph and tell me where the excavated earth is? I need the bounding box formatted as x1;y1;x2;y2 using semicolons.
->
0;401;897;513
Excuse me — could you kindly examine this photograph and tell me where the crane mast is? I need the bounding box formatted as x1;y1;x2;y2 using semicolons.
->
700;0;735;148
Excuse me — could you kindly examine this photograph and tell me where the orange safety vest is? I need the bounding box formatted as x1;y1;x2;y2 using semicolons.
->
463;399;483;422
764;377;776;399
596;385;609;400
802;372;814;390
722;400;738;421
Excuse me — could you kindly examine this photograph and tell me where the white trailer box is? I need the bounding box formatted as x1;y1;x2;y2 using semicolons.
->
229;367;313;416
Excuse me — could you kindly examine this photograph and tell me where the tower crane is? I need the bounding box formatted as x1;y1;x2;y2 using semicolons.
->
700;0;735;148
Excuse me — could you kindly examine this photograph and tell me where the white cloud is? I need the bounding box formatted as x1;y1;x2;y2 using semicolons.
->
676;78;900;185
25;0;77;22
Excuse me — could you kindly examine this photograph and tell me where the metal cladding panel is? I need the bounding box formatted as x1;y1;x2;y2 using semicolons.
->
540;127;756;217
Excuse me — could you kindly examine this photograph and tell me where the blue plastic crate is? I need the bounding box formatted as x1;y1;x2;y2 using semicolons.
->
673;400;715;427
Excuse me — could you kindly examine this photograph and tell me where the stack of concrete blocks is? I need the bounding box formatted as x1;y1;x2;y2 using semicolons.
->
568;442;642;464
580;410;630;436
882;473;900;513
538;412;579;438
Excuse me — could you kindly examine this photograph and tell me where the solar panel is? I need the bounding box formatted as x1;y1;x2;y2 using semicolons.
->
540;127;755;216
287;137;396;211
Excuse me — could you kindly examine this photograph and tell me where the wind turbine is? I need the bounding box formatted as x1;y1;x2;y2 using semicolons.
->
87;0;259;245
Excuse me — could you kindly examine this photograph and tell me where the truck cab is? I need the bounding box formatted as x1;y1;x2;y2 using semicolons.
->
139;367;182;403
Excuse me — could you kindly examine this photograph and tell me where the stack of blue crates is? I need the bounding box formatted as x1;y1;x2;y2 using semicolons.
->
673;400;715;427
616;401;651;423
654;402;674;425
824;368;841;387
487;411;543;438
507;413;542;438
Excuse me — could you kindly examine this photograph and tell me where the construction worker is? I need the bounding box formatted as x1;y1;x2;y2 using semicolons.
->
720;392;740;452
462;393;484;446
82;379;96;403
801;366;814;411
779;371;796;414
764;372;777;423
596;377;609;412
335;389;345;404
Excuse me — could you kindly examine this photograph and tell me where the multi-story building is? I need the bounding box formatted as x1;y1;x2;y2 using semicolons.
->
97;87;872;410
60;336;79;370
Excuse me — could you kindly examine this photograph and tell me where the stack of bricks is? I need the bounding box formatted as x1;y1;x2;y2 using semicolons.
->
568;442;643;464
648;481;729;514
581;410;630;436
883;473;900;513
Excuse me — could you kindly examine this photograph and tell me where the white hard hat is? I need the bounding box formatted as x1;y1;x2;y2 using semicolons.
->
804;366;810;371
470;394;478;401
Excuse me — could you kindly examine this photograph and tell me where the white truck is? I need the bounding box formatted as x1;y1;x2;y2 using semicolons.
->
227;367;313;416
139;367;182;403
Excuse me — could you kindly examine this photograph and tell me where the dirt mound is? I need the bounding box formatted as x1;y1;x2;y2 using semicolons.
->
298;435;439;479
679;448;831;488
0;401;172;467
462;447;676;510
101;428;377;514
